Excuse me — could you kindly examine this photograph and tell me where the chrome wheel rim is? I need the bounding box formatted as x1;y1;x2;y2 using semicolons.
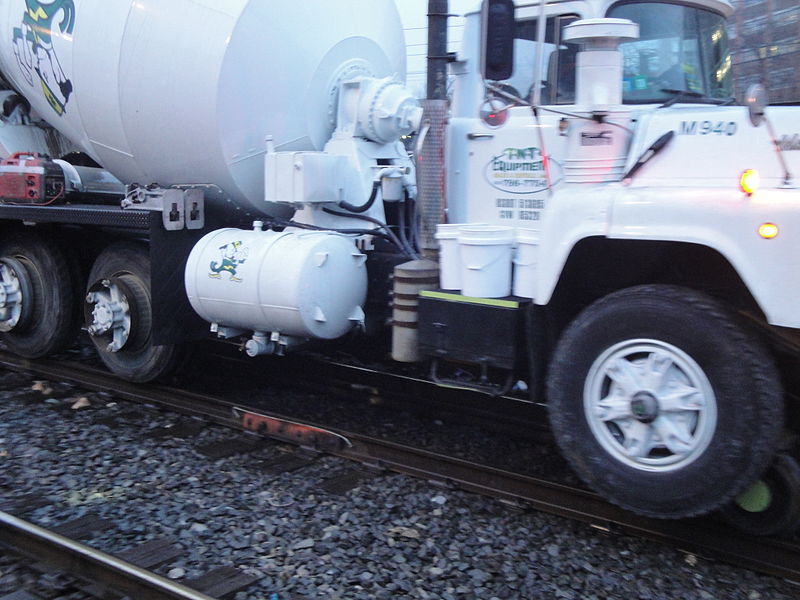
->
584;339;717;472
85;278;132;353
0;258;26;332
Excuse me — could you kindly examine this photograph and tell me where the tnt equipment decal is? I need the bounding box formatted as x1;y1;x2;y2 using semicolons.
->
209;241;249;282
12;0;75;116
486;147;551;195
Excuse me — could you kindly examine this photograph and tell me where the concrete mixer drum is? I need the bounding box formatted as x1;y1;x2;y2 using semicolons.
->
0;0;408;215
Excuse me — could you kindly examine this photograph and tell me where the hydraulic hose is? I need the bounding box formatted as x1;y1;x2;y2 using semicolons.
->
322;207;413;258
338;181;380;214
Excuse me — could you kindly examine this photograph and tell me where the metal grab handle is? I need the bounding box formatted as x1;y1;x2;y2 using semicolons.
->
467;133;495;140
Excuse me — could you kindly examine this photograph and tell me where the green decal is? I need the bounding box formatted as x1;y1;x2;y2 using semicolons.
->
485;146;562;196
12;0;76;115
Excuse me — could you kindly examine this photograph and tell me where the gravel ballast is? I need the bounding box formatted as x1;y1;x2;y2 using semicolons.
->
1;369;798;599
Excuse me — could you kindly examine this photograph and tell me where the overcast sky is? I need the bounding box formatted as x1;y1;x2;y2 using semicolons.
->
395;0;478;96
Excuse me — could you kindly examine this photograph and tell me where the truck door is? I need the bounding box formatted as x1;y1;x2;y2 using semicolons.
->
447;14;578;227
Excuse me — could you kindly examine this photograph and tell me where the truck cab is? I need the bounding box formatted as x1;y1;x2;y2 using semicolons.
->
443;0;798;326
450;0;734;222
425;0;800;529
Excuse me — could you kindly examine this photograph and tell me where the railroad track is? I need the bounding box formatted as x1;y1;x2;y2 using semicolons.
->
0;511;218;600
1;350;799;585
184;345;550;440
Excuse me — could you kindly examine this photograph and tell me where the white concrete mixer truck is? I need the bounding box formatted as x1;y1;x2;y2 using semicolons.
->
0;0;798;533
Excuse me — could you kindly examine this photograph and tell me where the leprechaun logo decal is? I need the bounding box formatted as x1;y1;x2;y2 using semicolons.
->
12;0;75;116
209;241;249;283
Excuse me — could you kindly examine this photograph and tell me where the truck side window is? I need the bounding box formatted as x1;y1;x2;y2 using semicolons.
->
496;14;579;105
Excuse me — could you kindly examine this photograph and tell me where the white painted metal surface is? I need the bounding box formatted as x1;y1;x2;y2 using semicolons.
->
0;0;407;215
185;228;367;340
265;153;348;207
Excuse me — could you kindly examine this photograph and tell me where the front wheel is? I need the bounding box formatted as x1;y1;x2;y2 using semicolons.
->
547;285;784;519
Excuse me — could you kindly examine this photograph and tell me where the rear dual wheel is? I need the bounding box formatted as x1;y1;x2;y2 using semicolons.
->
547;285;784;520
0;232;78;357
0;234;179;383
85;242;180;383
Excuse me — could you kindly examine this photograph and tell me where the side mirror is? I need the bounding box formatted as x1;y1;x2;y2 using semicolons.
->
745;83;768;127
481;0;515;81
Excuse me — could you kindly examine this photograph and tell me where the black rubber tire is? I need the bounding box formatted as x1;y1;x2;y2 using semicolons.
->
0;231;78;357
86;242;181;383
719;454;800;537
546;285;784;519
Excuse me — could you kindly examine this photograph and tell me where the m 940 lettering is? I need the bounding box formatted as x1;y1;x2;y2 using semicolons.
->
680;121;738;136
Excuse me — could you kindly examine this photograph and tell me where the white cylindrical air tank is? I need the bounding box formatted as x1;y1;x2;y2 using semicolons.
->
0;0;407;215
185;228;368;340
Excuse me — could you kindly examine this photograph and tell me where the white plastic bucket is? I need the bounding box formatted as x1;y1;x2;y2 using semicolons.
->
435;223;464;290
458;226;515;298
513;228;540;298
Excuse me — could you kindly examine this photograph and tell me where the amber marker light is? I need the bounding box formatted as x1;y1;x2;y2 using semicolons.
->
740;169;760;195
758;223;779;239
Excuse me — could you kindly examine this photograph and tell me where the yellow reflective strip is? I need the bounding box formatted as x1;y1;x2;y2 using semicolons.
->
420;290;519;309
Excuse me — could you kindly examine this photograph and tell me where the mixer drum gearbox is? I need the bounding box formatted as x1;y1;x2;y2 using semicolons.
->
185;229;368;340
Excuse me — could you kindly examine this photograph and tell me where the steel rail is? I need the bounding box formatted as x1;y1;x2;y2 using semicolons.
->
1;351;799;583
0;512;216;600
205;349;548;438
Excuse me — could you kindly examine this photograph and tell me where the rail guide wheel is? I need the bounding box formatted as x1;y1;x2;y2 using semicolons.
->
84;242;181;383
0;231;78;357
719;453;800;536
546;285;784;519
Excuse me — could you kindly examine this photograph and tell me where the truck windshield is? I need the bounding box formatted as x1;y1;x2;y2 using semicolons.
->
608;2;733;103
